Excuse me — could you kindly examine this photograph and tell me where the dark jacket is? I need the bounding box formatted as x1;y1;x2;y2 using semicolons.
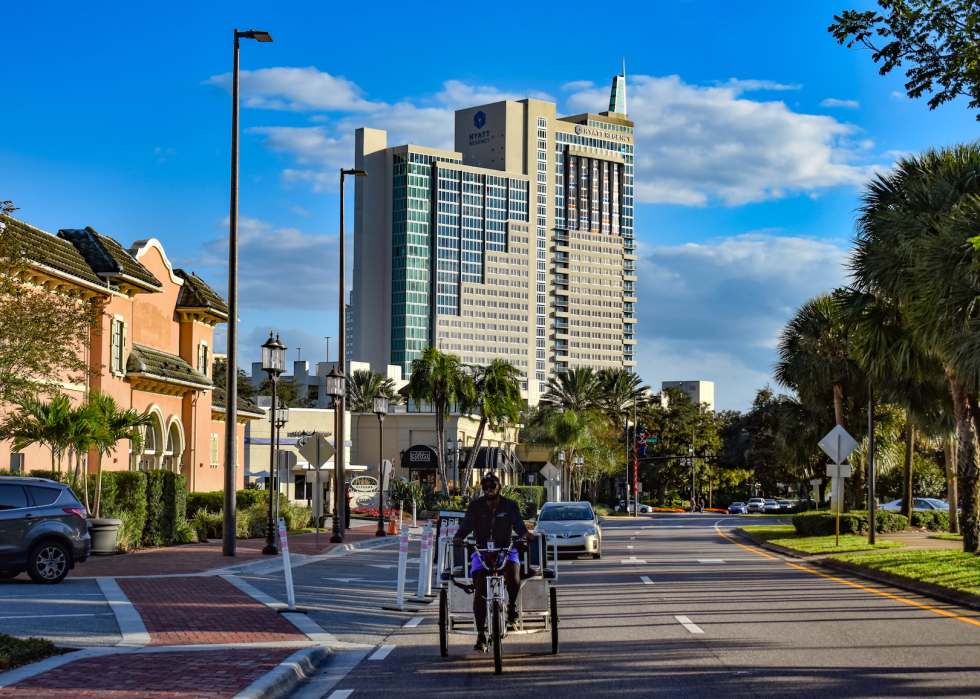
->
456;495;528;549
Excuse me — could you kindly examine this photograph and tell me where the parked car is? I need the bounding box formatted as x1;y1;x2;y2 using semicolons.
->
777;499;794;510
0;476;90;583
535;502;603;559
615;500;654;514
747;498;766;513
760;499;780;513
728;502;748;515
879;498;950;511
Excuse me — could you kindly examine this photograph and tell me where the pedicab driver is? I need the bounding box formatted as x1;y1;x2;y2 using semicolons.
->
453;472;535;652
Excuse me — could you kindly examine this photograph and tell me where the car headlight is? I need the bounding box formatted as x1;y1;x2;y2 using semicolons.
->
585;527;598;536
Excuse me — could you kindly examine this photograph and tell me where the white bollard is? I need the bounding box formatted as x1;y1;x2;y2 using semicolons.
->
278;517;296;611
395;526;409;610
399;500;404;533
436;520;446;586
413;500;417;527
416;523;429;601
423;524;434;596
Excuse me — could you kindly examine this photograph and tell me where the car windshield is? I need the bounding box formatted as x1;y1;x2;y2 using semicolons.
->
731;502;745;507
539;505;594;521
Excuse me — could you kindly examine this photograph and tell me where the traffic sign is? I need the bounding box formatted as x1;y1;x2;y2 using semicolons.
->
298;434;335;468
278;451;297;470
818;425;858;465
540;462;559;480
646;437;657;444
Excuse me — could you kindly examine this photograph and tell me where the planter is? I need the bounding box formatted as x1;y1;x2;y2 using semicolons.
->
88;518;123;556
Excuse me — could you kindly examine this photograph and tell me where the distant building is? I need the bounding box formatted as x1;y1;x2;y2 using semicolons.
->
661;381;715;413
248;360;406;408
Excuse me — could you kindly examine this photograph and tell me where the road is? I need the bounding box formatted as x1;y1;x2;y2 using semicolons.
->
284;514;980;699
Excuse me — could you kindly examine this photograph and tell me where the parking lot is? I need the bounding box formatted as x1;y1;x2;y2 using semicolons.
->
0;577;121;646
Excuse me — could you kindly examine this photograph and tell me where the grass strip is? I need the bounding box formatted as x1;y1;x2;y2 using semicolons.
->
929;533;964;541
831;549;980;596
0;633;63;672
741;525;905;554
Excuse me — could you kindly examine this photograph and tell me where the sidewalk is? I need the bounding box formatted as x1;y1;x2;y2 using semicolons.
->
70;519;386;578
0;519;401;698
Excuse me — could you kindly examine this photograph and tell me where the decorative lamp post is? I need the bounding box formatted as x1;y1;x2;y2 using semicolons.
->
272;405;288;544
333;167;368;544
558;449;566;502
260;332;286;555
224;27;273;558
374;390;389;537
456;438;463;494
324;367;346;541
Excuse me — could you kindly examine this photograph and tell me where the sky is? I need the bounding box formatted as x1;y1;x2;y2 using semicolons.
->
3;1;978;411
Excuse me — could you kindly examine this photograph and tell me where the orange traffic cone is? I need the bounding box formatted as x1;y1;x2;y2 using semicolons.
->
388;516;398;535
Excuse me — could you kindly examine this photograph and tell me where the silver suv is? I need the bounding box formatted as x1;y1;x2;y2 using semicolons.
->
0;476;91;583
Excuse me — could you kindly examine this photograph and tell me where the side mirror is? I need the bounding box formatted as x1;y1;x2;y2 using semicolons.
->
597;516;606;524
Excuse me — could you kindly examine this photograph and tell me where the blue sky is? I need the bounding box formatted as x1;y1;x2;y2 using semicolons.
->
4;1;978;411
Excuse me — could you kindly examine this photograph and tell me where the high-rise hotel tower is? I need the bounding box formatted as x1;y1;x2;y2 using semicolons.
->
351;73;637;404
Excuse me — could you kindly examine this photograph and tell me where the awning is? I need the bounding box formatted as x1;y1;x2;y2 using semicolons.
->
245;470;270;478
292;463;370;472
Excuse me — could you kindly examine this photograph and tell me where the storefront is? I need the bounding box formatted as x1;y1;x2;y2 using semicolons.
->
402;445;438;488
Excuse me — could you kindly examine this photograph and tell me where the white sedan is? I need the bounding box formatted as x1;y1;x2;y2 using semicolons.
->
879;498;949;511
615;500;654;514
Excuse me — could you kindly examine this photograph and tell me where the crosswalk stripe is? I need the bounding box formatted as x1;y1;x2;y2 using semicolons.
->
640;576;653;584
403;617;423;627
675;615;704;634
328;691;354;699
369;645;395;660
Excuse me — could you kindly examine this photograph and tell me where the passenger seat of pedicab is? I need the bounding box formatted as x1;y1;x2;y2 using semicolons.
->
524;533;556;580
442;539;468;581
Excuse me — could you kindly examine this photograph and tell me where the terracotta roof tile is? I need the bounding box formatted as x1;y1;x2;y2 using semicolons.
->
59;227;162;290
127;344;212;389
174;269;229;319
0;215;105;287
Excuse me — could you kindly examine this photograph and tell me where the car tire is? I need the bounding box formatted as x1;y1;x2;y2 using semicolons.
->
593;552;601;559
27;540;70;584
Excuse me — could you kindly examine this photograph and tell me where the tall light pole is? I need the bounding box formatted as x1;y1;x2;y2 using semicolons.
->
260;333;286;555
374;390;389;537
273;404;288;545
330;168;367;543
224;27;273;557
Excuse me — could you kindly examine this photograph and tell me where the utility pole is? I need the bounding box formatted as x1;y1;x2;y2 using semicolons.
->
691;428;696;512
632;394;638;516
868;384;876;544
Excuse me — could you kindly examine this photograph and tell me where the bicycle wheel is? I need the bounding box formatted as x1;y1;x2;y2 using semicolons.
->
550;586;559;655
439;588;448;657
492;600;502;674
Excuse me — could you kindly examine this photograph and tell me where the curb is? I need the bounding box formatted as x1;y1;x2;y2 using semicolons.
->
816;557;980;613
232;646;329;699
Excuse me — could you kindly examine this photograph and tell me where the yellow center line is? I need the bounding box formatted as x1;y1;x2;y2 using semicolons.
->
715;526;980;628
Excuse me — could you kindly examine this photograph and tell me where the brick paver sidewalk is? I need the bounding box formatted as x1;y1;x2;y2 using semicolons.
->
118;576;308;645
0;648;297;698
70;520;386;577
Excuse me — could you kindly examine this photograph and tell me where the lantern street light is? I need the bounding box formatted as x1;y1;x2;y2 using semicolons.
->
373;391;389;537
270;405;289;546
224;27;274;558
260;332;286;555
324;367;346;541
446;437;465;495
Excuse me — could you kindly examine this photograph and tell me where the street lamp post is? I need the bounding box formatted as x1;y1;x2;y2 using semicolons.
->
260;333;286;555
374;391;389;537
331;167;368;544
558;449;566;502
224;27;273;558
324;368;345;542
456;438;463;494
272;405;288;546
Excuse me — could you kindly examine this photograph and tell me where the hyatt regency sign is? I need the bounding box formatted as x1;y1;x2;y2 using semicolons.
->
575;124;631;143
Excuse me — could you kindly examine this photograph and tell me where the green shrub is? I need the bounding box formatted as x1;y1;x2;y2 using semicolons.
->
173;518;197;543
100;471;148;549
186;489;269;519
142;471;165;545
0;632;60;672
142;472;188;546
192;509;223;541
280;500;312;531
793;510;908;536
911;510;950;531
594;503;612;516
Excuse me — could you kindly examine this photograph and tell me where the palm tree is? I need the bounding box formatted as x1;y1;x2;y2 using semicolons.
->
847;144;980;550
774;294;864;429
407;348;473;497
458;359;523;492
88;389;153;518
2;393;74;478
346;369;403;413
540;368;602;411
66;401;103;511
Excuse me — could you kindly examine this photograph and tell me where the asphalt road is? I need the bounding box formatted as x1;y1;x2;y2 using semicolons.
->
0;578;121;647
286;514;980;699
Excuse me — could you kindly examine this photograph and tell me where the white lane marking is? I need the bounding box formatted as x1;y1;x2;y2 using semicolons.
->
698;559;725;564
403;617;423;627
369;645;395;660
368;564;398;569
0;593;106;599
325;578;365;583
640;576;653;584
675;616;704;634
0;613;116;620
630;537;636;540
620;557;647;564
96;577;150;648
627;546;634;549
328;691;354;699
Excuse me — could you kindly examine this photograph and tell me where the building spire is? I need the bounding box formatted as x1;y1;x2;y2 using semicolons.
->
608;62;627;116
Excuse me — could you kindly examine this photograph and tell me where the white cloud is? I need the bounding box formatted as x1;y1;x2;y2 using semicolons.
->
289;205;310;216
565;75;876;206
890;91;907;100
718;78;802;92
633;233;849;410
821;98;860;109
204;67;384;113
433;80;553;108
562;80;595;91
172;216;343;311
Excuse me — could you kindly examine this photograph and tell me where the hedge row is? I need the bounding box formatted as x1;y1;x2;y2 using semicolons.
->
186;489;266;518
792;510;909;536
911;510;950;531
505;486;546;509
